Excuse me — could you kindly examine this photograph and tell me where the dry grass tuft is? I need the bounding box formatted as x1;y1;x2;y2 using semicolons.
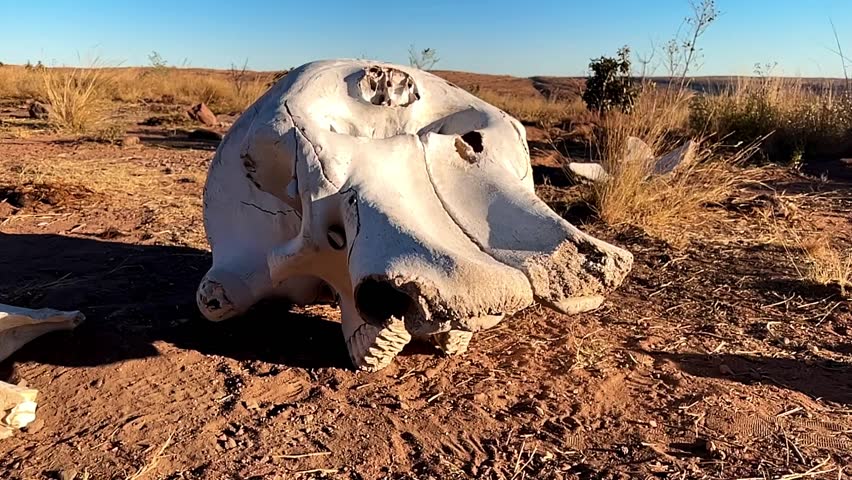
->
125;430;175;480
109;67;273;113
759;201;852;296
785;232;852;296
801;240;852;294
41;65;116;134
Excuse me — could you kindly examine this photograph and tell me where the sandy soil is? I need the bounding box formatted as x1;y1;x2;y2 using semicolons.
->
0;78;850;480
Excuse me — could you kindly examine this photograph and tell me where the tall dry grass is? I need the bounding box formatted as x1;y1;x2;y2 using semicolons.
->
690;77;852;162
473;89;590;128
107;68;272;113
801;240;852;295
0;65;274;116
0;66;45;99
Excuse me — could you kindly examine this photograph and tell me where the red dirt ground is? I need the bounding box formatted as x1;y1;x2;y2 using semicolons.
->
0;73;851;480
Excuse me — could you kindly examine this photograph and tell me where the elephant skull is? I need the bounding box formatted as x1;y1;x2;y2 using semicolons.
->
197;60;633;371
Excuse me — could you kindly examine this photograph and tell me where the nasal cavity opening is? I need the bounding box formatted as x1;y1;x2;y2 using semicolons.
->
354;279;417;327
460;131;483;153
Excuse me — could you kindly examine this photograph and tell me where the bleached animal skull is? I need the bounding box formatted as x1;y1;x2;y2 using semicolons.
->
197;60;633;371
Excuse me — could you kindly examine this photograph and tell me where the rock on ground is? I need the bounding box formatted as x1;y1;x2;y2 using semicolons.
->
186;103;218;126
28;101;51;120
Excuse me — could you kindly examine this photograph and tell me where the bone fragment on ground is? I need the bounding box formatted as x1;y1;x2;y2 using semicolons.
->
566;162;610;184
199;59;635;371
0;304;85;438
625;136;655;165
654;139;698;175
0;382;37;439
568;138;697;184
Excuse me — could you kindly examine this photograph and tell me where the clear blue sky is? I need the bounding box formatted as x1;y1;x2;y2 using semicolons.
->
1;0;851;77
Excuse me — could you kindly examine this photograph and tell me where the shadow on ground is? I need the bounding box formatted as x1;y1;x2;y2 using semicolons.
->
0;233;350;373
651;351;852;405
135;132;221;151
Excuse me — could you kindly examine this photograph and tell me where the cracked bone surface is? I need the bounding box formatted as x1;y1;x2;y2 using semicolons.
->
0;304;85;438
198;59;633;371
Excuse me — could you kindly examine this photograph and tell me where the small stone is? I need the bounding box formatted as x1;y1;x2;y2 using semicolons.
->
472;393;488;403
58;469;78;480
28;101;51;120
24;418;45;433
226;438;237;449
121;135;141;147
624;136;654;165
648;420;658;428
186;103;218;126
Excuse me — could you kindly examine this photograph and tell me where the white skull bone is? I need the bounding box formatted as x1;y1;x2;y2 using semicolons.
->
197;60;633;371
0;304;84;438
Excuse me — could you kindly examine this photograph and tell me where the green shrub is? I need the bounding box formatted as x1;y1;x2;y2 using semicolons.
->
582;47;638;114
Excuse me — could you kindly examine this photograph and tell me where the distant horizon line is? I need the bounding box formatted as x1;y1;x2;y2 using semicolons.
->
2;61;849;81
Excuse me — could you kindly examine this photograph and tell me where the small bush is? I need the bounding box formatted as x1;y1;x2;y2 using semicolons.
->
582;47;638;114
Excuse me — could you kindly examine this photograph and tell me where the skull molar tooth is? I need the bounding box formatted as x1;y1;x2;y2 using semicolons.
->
346;318;411;372
431;330;473;356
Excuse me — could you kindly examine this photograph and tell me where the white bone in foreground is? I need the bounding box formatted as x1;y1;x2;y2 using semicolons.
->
198;60;634;371
0;304;84;438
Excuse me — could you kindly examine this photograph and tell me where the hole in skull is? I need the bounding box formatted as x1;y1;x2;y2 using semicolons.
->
460;131;484;153
354;279;417;327
327;225;346;250
454;132;484;163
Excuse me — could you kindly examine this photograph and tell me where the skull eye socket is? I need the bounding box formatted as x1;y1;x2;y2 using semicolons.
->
327;225;346;250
